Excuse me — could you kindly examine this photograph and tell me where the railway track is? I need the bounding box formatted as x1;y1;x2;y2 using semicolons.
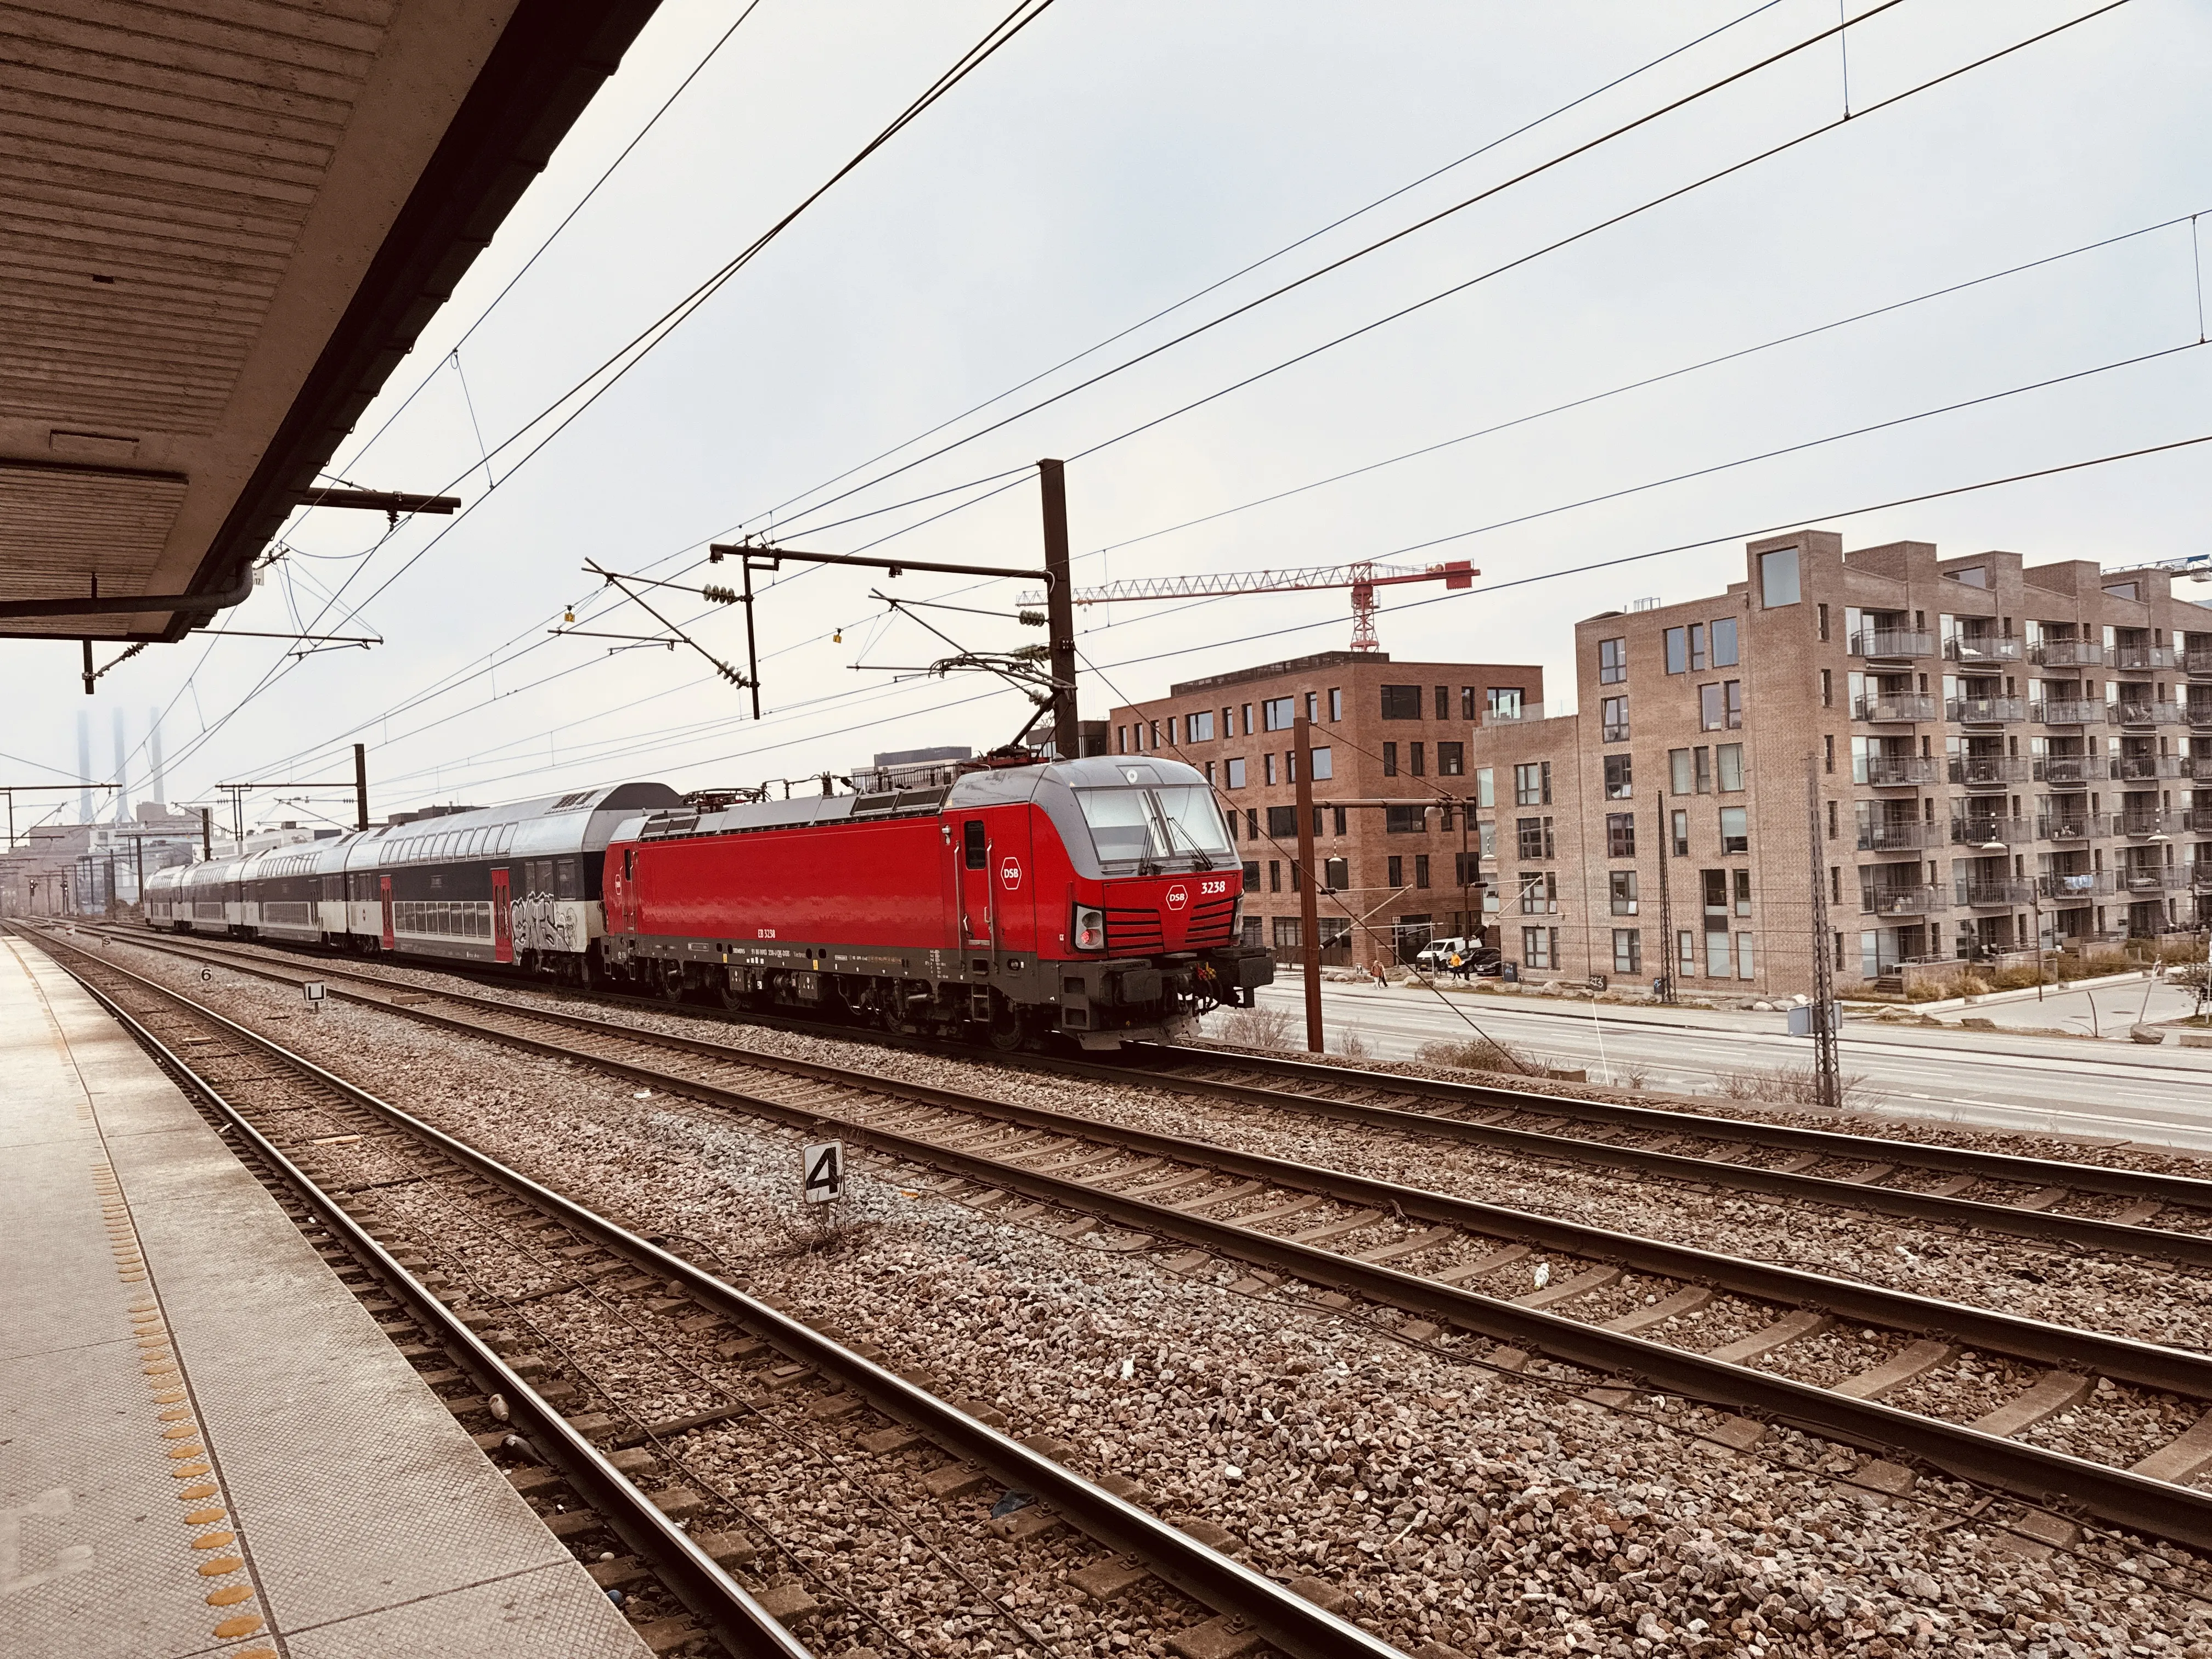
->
76;922;2212;1273
64;923;2212;1556
29;929;1402;1659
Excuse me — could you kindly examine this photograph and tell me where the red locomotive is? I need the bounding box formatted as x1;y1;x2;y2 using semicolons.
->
601;754;1271;1047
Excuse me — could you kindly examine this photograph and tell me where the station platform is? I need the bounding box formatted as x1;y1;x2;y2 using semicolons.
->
0;936;648;1658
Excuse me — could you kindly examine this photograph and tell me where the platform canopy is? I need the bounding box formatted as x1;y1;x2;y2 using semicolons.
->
0;0;661;644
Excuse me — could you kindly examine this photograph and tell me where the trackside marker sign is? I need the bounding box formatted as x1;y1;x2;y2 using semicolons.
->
804;1141;844;1204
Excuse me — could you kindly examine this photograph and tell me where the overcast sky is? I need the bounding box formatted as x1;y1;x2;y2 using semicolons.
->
12;0;2212;833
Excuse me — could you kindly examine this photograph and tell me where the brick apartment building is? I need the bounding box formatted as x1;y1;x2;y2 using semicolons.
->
1466;534;2212;997
1107;651;1545;973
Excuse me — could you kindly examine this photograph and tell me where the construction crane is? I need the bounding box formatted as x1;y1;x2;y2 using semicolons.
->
1026;559;1477;652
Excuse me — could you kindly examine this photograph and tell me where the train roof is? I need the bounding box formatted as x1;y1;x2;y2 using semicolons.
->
365;781;683;867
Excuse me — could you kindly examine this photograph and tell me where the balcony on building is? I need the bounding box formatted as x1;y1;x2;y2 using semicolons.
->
1857;813;1940;853
2115;808;2187;837
2112;637;2179;672
2030;634;2102;667
2038;868;2117;900
2188;645;2212;676
2035;696;2104;725
1948;752;2028;787
1948;695;2025;725
2193;862;2212;894
1865;753;1938;787
2112;698;2184;727
2035;810;2111;842
2195;754;2212;782
1861;879;1948;916
2031;751;2104;785
1853;691;1934;722
2117;862;2176;895
2113;752;2185;781
1953;815;2029;847
1850;623;1934;660
2187;806;2212;834
1955;873;2034;907
2188;697;2212;727
1946;627;2022;664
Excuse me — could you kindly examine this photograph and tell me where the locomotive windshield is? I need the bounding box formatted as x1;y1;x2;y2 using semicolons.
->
1076;786;1232;865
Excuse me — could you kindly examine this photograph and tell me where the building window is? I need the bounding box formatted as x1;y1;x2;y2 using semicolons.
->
1734;868;1752;916
1694;747;1712;794
1434;685;1450;720
1760;545;1801;607
1700;683;1724;731
1454;851;1479;883
1516;816;1554;860
1262;696;1295;731
1460;686;1479;719
1668;748;1691;795
1205;760;1216;785
1606;812;1636;858
1381;684;1423;720
1613;929;1642;974
1824;733;1836;775
1820;668;1832;708
1705;930;1733;977
1263;753;1277;786
1678;930;1696;973
1604;753;1632;799
1225;757;1246;788
1601;696;1629;743
1387;855;1404;888
1487;687;1523;720
1437;741;1464;776
1671;810;1689;856
1381;743;1398;777
1167;715;1180;746
1818;602;1831;641
1150;720;1160;747
1266;805;1297;838
1272;916;1302;949
1665;627;1687;675
1245;809;1259;839
1310;746;1333;780
1719;806;1749;855
1305;691;1318;723
1519;873;1556;915
1711;616;1739;667
1268;860;1281;891
1324;856;1348;890
1414;854;1431;889
1409;742;1426;777
1610;870;1639;915
1478;820;1496;860
1737;932;1756;979
1717;743;1745;791
1598;636;1627;684
1240;916;1263;947
1328;687;1342;721
1189;710;1215;742
1331;805;1347;835
1523;926;1555;969
1241;703;1254;735
1385;804;1426;833
1514;761;1551;805
1475;766;1495;808
1725;680;1743;729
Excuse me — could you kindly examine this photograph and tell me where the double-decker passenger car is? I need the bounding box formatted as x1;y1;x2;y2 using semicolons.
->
601;755;1271;1048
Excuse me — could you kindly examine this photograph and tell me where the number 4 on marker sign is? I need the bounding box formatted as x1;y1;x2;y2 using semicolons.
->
803;1141;843;1204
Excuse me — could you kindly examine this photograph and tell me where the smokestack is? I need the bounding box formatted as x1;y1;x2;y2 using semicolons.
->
77;711;92;824
112;707;128;823
148;709;165;816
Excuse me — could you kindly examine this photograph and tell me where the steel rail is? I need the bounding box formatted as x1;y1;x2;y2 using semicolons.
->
1137;1042;2212;1207
249;964;2212;1551
38;948;813;1659
93;925;2212;1269
76;925;2212;1397
32;931;1409;1659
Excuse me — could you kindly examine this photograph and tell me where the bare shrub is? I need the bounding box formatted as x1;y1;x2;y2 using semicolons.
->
1418;1035;1533;1075
1953;972;1993;997
1609;1058;1651;1092
1220;1005;1296;1051
1331;1026;1373;1059
1988;964;2044;991
1711;1064;1876;1111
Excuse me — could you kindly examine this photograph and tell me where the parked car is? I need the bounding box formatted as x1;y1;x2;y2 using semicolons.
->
1415;938;1502;976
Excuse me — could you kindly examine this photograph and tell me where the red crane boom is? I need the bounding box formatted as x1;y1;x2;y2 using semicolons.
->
1042;559;1477;651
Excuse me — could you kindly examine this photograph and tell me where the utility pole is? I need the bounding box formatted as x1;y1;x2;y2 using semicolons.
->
1294;715;1323;1052
133;831;145;911
1038;459;1079;760
354;742;370;831
1805;754;1841;1111
201;807;212;861
1655;809;1678;1005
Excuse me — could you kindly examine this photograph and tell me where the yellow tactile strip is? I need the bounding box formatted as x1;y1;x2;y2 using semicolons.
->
92;1158;280;1658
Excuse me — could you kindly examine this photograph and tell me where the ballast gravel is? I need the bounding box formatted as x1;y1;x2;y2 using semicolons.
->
97;938;2212;1658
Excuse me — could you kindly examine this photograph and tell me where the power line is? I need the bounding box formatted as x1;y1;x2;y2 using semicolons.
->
766;0;1920;540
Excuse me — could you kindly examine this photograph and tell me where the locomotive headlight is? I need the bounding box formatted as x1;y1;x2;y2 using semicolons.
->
1073;905;1107;951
